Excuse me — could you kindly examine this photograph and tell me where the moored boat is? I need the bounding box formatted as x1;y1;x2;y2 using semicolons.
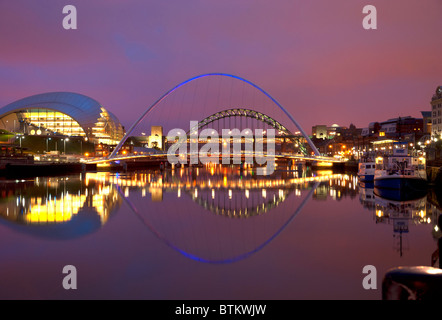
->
358;157;375;182
373;143;427;200
0;144;34;170
359;184;375;210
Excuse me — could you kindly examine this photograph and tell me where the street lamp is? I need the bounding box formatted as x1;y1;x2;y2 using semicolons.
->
46;137;52;152
63;138;69;154
18;136;24;148
81;137;88;156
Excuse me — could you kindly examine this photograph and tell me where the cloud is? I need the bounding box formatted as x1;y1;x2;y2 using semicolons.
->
0;0;441;130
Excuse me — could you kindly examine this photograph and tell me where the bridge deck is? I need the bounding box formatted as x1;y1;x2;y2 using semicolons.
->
85;153;344;165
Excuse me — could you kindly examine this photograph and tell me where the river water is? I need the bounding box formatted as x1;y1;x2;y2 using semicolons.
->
0;165;440;300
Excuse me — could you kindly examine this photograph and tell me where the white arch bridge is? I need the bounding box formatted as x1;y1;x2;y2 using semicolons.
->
86;73;342;166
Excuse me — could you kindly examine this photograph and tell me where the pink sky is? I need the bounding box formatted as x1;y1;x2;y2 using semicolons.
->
0;0;441;133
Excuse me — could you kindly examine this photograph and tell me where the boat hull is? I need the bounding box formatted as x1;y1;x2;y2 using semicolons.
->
359;181;374;189
374;176;427;201
374;187;427;201
358;174;374;182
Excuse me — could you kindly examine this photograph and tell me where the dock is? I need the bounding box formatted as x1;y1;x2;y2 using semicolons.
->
0;162;97;178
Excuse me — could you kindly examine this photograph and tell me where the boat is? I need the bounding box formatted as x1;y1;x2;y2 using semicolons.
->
359;184;375;210
0;144;34;170
374;194;427;256
373;143;427;200
358;157;376;182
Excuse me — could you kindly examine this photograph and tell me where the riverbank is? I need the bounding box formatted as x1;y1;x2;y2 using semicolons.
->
2;159;442;188
0;162;97;178
427;166;442;186
0;158;167;178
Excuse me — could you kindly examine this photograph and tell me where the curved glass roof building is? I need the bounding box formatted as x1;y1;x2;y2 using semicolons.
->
0;92;124;145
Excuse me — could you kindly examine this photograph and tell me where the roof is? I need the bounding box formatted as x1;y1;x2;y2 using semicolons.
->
0;92;122;136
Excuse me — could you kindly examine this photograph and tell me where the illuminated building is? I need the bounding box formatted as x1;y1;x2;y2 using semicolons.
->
378;116;423;138
147;126;164;150
311;124;340;140
372;139;398;153
0;92;124;145
311;125;328;139
431;86;442;136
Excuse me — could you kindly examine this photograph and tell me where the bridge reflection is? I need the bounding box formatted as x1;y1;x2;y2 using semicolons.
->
91;165;360;217
0;166;361;259
91;166;362;263
2;166;439;263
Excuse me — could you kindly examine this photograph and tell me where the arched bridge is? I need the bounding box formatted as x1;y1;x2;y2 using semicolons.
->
187;108;309;155
86;73;340;165
191;108;292;134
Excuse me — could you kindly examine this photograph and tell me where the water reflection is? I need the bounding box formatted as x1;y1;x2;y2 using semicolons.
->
99;166;360;217
0;165;440;265
0;175;121;239
359;183;441;259
101;166;343;263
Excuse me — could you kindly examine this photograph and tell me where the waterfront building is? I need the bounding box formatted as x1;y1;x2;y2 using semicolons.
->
311;125;328;139
0;92;125;146
372;139;398;153
363;122;381;137
378;116;423;139
431;86;442;136
313;123;364;158
311;124;340;140
148;126;164;150
421;111;432;134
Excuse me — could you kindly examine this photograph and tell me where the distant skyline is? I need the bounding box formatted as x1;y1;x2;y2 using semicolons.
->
0;0;441;133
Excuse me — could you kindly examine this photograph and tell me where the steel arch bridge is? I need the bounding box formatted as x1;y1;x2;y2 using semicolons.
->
108;73;320;159
187;107;310;155
191;108;291;134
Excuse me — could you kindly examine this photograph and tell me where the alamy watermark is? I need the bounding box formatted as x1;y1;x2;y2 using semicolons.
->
60;264;378;294
62;265;77;290
362;265;377;290
166;121;276;176
61;4;378;31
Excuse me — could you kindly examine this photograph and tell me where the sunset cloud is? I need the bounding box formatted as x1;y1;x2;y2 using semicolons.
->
0;0;440;131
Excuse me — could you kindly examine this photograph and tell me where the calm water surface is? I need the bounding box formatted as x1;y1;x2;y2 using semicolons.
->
0;165;440;299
